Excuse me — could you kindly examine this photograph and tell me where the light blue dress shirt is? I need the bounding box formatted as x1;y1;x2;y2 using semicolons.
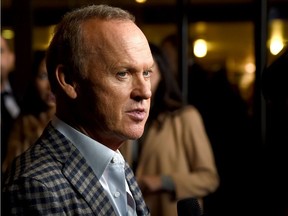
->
52;116;136;216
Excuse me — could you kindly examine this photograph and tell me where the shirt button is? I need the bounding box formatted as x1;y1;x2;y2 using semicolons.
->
111;157;118;163
114;191;120;197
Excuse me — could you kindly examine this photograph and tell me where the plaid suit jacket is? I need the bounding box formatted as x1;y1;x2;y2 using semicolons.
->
2;123;150;216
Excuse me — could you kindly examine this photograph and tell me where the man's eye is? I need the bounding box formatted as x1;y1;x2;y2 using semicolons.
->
117;71;128;78
143;70;152;78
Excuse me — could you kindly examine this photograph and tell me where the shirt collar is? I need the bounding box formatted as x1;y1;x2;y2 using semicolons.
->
51;115;116;178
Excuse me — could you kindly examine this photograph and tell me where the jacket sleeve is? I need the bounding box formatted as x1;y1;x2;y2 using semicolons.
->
3;177;66;215
170;106;219;199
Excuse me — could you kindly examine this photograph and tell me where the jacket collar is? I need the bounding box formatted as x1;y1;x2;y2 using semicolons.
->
42;123;117;216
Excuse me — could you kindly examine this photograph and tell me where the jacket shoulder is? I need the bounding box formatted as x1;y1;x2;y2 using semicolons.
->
3;123;72;185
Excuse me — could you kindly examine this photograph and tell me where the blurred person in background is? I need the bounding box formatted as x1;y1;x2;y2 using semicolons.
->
160;33;210;117
161;33;256;216
2;50;56;174
160;34;179;80
120;43;219;216
1;35;21;165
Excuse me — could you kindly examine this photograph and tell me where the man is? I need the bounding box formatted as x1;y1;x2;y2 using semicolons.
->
3;5;153;215
1;36;21;165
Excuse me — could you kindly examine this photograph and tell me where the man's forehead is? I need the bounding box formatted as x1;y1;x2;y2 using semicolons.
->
83;20;147;52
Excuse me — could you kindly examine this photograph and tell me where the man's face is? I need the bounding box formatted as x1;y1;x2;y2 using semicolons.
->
76;20;154;149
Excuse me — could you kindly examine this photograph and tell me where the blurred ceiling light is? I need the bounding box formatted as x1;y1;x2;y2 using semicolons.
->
193;39;207;58
269;19;284;55
135;0;146;3
2;29;14;40
244;62;255;74
269;36;284;55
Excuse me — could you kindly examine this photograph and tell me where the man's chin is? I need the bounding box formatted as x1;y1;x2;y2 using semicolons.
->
126;129;144;140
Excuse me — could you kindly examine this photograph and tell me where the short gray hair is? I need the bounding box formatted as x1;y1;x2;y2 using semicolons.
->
46;4;135;93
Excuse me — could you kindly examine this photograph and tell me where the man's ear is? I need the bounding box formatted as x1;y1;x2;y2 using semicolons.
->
55;65;77;99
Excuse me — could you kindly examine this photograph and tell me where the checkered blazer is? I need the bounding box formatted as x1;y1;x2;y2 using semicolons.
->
2;122;150;216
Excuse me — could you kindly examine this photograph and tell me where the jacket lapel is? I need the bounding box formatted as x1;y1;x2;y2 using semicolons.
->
44;123;116;216
125;163;150;216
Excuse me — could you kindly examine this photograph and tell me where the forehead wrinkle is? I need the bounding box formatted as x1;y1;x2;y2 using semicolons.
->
83;19;152;72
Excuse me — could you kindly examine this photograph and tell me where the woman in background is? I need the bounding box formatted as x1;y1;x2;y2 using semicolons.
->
120;43;219;216
2;50;56;174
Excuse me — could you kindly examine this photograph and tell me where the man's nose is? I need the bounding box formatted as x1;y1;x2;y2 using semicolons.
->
131;76;152;101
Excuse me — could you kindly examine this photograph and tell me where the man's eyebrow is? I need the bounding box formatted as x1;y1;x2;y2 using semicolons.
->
147;62;155;70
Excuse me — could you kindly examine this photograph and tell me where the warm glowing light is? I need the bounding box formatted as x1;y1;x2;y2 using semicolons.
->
244;62;255;74
135;0;146;3
269;19;284;55
45;25;56;48
270;37;284;55
193;39;207;58
2;29;14;40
